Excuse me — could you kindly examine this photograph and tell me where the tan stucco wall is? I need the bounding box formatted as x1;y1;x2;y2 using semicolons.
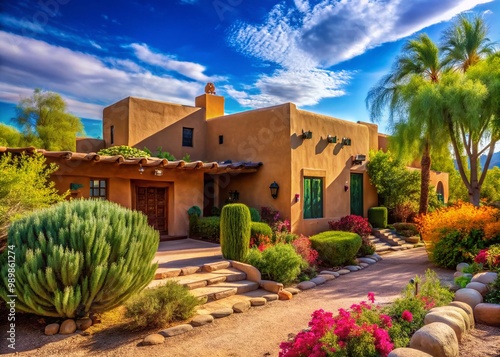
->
206;103;293;218
103;97;130;147
49;158;204;236
289;108;379;236
76;138;105;153
195;94;224;119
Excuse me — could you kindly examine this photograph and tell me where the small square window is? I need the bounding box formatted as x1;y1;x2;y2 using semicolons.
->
219;135;224;144
182;127;194;147
90;179;107;199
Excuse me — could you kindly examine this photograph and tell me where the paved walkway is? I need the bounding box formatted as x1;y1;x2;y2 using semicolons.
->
150;246;454;357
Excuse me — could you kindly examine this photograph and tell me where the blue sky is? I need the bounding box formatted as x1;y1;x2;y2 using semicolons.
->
0;0;499;138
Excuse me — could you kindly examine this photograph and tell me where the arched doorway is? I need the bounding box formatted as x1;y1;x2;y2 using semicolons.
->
436;181;444;203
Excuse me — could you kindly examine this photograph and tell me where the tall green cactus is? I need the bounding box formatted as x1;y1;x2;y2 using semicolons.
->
220;203;251;261
0;199;159;318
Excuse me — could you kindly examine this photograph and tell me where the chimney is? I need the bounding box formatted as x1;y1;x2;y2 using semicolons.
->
195;82;224;120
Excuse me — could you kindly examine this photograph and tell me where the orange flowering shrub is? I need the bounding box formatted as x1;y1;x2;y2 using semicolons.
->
484;222;500;240
416;202;499;246
416;202;500;267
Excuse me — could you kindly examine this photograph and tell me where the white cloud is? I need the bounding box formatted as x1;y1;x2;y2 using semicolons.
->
223;68;350;108
227;0;493;108
129;43;225;82
0;31;219;119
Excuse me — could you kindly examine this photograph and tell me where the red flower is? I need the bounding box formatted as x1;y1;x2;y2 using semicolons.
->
401;310;413;322
367;292;375;304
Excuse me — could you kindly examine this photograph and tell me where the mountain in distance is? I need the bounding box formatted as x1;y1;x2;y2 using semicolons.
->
480;151;500;169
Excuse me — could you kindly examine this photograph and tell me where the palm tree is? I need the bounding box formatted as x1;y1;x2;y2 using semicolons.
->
440;14;497;206
366;34;444;215
441;14;495;72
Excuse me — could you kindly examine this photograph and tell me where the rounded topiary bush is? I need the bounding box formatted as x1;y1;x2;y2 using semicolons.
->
0;199;159;318
251;222;273;239
310;231;362;266
368;207;388;228
220;203;251;261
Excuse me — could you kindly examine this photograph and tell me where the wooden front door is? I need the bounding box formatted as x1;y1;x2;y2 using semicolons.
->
136;186;168;233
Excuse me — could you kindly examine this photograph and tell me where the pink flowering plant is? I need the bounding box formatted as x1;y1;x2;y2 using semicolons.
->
474;244;500;270
279;293;394;357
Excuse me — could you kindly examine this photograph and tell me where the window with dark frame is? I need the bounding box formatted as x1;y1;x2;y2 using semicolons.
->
303;177;323;219
110;125;114;145
219;135;224;144
182;127;194;147
90;179;107;199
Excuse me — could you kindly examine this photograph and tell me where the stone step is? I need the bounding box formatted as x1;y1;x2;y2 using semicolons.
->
375;244;391;252
190;280;260;302
195;288;273;315
170;268;247;289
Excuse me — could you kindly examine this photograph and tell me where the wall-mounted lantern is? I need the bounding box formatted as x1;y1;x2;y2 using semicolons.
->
327;135;337;143
154;168;163;176
341;137;352;146
138;164;145;174
344;181;349;192
70;183;84;191
269;181;279;199
301;130;313;139
352;154;366;165
229;190;240;202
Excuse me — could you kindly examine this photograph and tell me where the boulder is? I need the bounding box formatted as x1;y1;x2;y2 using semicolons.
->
465;282;489;296
358;257;377;264
211;308;234;318
319;270;339;277
76;318;92;331
448;301;475;329
388;348;433;357
310;276;326;285
44;323;59;336
263;294;279;301
190;314;214;326
456;262;469;272
278;290;293;300
233;301;251;313
470;272;497;285
410;322;458;357
59;319;77;335
159;324;193;337
454;288;483;310
230;261;261;282
337;269;350;275
297;281;316;290
317;274;336;281
142;333;165;345
474;303;500;327
250;297;267;306
344;265;361;271
259;280;283;293
284;287;300;295
424;311;466;341
429;306;471;331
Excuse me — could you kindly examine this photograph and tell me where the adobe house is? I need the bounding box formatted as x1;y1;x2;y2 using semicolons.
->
2;84;448;237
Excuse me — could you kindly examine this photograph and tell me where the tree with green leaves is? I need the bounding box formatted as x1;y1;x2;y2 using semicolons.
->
481;167;500;204
14;88;84;151
366;34;447;215
0;124;25;147
0;153;66;251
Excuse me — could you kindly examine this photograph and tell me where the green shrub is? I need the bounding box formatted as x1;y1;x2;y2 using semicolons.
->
368;207;388;228
431;229;489;269
251;222;272;239
98;145;150;158
310;231;362;266
392;222;419;237
454;276;472;288
187;206;202;217
244;244;305;285
125;281;199;329
273;231;298;244
220;203;251;261
0;199;159;318
211;206;221;216
193;217;220;242
249;207;261;222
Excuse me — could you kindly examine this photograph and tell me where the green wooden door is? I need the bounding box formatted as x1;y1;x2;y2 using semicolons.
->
350;173;363;216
